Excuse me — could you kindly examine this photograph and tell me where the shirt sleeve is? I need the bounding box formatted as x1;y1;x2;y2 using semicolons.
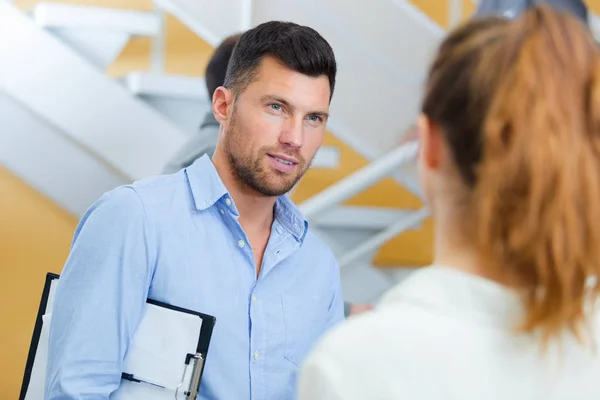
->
45;186;154;400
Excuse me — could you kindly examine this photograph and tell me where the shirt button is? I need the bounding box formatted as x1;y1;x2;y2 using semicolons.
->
219;209;224;215
238;240;246;248
253;351;259;360
252;295;257;302
276;226;284;235
225;198;232;206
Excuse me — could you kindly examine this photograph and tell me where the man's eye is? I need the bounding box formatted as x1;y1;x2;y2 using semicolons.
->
269;104;282;111
308;115;322;123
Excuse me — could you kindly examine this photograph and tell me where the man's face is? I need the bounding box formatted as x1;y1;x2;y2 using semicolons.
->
220;56;331;197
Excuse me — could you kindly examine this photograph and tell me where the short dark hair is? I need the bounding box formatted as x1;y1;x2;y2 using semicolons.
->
224;21;337;100
205;34;241;99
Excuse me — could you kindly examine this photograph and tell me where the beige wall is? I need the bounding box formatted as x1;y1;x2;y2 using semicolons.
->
0;167;77;399
588;0;600;14
407;0;475;28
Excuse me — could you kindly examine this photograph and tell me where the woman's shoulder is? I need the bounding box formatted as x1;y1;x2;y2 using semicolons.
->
298;302;439;400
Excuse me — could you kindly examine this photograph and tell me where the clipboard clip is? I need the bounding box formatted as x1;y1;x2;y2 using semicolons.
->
121;372;166;389
175;353;205;399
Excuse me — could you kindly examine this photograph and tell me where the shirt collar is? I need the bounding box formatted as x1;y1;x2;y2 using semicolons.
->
185;155;308;242
186;154;229;211
274;195;308;241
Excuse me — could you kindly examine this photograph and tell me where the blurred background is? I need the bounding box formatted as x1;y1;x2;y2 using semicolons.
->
2;0;599;398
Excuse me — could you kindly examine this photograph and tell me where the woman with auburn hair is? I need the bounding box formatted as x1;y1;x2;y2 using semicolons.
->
297;5;600;399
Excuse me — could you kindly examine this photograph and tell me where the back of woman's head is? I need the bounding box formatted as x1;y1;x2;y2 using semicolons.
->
422;5;600;344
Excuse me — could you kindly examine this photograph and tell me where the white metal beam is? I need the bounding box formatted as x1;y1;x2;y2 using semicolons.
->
338;207;430;268
125;72;208;100
48;29;130;70
313;206;418;231
153;0;234;47
299;141;419;219
151;7;166;74
240;0;253;31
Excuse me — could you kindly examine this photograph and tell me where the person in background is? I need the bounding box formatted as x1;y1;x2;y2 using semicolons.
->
46;21;344;400
163;31;371;318
298;6;600;399
474;0;588;21
163;33;241;174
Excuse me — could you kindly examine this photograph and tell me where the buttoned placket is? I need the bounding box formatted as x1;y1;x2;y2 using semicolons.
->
221;195;303;399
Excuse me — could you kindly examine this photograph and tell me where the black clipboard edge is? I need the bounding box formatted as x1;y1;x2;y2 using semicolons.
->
19;272;59;400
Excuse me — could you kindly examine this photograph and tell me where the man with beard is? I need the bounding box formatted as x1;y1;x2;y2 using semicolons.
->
45;21;344;400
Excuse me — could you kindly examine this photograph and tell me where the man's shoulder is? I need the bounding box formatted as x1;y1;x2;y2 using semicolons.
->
130;170;189;195
302;229;336;261
293;230;341;285
93;171;190;216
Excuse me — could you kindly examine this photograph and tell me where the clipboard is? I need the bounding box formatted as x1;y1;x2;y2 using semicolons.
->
20;273;216;400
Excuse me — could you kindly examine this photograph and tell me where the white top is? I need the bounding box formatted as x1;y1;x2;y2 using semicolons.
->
298;266;600;400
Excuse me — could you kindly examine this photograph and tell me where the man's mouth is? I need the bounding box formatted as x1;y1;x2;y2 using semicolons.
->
267;153;300;173
267;153;298;165
272;156;294;165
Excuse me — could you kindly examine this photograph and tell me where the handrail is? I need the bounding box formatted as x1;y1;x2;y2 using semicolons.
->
298;140;419;220
151;6;166;74
338;207;429;268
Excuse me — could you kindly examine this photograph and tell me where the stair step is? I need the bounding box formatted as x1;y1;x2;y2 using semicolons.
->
125;71;206;100
32;3;161;69
32;2;160;36
0;2;188;182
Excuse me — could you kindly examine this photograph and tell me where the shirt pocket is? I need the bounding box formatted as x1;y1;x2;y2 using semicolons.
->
281;293;327;367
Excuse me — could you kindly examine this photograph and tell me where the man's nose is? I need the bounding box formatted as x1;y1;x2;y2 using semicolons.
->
279;116;303;149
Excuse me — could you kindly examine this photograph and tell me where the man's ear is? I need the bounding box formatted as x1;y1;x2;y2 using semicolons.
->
417;114;442;170
212;86;233;124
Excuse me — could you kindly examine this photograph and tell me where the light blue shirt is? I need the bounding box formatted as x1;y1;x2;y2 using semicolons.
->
46;155;344;400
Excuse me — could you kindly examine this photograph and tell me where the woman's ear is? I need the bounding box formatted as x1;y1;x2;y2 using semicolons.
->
418;114;443;171
212;86;233;124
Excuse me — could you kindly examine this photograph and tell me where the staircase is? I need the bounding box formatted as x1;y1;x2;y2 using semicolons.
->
0;0;458;306
13;1;600;398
